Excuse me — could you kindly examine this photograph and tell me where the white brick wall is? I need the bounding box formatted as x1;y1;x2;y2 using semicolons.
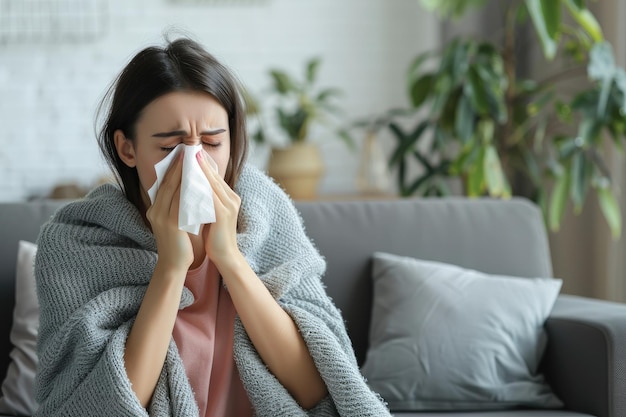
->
0;0;438;201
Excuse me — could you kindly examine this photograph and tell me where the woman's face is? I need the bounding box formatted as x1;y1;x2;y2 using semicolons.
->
115;91;231;206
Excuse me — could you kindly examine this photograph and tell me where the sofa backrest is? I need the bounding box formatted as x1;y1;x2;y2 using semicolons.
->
0;196;552;378
0;200;69;379
294;196;553;365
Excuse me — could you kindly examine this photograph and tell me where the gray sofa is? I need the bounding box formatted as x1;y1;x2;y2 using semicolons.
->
0;197;625;416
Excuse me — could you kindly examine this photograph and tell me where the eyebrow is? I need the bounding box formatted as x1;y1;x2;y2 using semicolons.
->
151;128;226;138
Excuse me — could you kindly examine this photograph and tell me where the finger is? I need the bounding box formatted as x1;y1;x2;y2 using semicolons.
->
196;150;218;181
196;152;229;200
196;152;239;202
154;151;184;209
205;166;238;212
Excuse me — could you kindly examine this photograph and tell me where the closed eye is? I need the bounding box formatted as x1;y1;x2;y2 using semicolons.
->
202;141;221;148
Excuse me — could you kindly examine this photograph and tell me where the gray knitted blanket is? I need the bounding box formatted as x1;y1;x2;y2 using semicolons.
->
34;164;390;416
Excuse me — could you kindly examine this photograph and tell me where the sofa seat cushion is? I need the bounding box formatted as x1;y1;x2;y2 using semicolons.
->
362;252;563;412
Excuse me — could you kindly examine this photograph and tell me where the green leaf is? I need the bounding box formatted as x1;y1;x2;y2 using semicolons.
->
431;74;454;115
451;41;471;84
578;117;602;145
555;100;572;123
476;65;507;123
336;129;356;151
477;118;495;145
412;149;434;173
388;121;429;166
476;42;499;59
525;0;559;60
449;139;473;175
614;70;626;114
608;117;626;151
455;94;475;143
557;136;580;159
586;41;626;115
536;188;549;228
398;158;408;196
549;168;571;232
305;58;321;84
564;0;604;42
523;147;542;185
533;115;548;152
316;88;342;103
419;0;488;19
517;79;540;94
465;66;490;115
527;89;556;118
407;51;434;85
251;128;265;144
269;70;295;95
516;1;529;24
439;89;462;130
406;165;433;195
467;147;486;197
588;42;616;116
410;74;436;108
432;125;449;152
569;151;590;213
483;145;511;197
597;184;622;239
277;107;307;141
541;0;561;39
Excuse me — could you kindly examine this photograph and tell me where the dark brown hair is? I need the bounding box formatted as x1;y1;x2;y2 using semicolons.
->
96;37;248;212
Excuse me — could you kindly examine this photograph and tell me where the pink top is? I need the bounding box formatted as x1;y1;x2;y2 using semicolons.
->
172;256;253;417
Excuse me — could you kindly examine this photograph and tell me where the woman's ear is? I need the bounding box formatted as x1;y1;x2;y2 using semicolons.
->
114;130;137;168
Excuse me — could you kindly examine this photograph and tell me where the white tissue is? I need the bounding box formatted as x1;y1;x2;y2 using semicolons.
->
147;144;218;235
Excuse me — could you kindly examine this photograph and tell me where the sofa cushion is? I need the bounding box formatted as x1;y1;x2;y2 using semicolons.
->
0;241;38;416
361;252;563;411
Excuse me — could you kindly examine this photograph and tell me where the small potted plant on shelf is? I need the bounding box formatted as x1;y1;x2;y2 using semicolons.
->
246;57;352;200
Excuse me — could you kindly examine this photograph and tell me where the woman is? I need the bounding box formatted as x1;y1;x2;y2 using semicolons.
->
34;37;391;416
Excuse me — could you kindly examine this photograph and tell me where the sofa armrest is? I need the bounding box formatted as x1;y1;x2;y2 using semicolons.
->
542;294;626;417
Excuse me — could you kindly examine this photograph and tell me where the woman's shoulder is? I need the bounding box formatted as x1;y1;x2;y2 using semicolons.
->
49;183;130;227
236;164;300;220
39;183;154;251
237;164;293;205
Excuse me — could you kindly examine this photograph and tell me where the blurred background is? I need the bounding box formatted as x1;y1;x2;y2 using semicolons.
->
1;0;625;303
0;0;434;201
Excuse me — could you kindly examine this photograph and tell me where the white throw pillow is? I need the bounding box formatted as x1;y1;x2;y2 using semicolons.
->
0;241;39;415
361;252;563;411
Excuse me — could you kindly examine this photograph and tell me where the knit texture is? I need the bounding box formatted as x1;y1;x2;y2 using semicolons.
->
34;164;391;417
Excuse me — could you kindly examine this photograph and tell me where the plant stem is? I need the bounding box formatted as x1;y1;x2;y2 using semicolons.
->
501;2;519;174
537;65;587;90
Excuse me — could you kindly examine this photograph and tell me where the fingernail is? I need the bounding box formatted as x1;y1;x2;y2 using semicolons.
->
196;150;203;162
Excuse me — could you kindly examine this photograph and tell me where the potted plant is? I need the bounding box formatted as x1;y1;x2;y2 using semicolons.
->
384;0;626;238
246;57;352;200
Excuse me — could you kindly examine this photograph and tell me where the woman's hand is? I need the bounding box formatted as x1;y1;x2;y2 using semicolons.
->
196;151;241;268
195;152;328;408
126;151;194;407
146;151;193;272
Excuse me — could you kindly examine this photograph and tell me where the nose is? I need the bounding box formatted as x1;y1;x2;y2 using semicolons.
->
182;131;201;146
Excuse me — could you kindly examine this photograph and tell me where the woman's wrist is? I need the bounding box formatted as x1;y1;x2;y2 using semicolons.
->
153;259;189;283
211;248;247;279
